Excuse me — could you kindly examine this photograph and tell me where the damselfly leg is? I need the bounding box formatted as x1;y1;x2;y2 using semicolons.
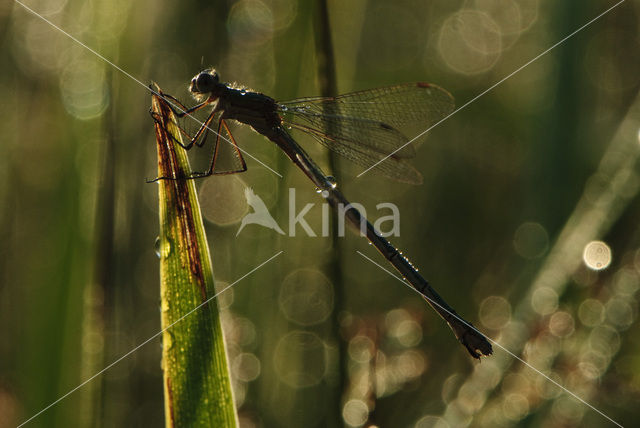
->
149;87;247;180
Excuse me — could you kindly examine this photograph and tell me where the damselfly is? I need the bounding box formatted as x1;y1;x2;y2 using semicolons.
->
151;70;492;358
154;69;455;184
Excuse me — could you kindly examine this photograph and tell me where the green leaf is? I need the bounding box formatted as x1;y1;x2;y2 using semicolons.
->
151;85;237;428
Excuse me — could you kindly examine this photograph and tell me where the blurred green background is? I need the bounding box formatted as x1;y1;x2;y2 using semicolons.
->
2;0;640;427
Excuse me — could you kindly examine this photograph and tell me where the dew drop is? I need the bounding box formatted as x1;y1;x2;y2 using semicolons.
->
154;236;162;258
154;236;172;258
164;331;175;350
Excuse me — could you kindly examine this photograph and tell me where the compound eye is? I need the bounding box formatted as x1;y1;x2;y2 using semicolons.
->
196;72;216;91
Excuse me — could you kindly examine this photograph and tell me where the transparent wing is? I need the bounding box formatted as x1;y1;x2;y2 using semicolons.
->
288;122;423;184
278;83;455;174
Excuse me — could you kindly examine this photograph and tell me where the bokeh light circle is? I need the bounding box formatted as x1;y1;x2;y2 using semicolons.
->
348;335;375;363
548;311;575;338
530;286;558;315
59;59;109;120
479;296;512;329
415;415;450;428
232;352;261;382
513;222;548;259
385;309;422;347
227;0;276;47
342;399;369;427
582;241;612;270
273;331;326;388
200;175;249;225
279;268;334;326
438;10;502;75
577;299;604;327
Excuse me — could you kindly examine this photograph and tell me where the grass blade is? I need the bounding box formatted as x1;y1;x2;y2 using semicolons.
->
151;85;237;428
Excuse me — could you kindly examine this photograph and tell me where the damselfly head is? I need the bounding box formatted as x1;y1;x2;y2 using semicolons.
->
189;69;220;95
